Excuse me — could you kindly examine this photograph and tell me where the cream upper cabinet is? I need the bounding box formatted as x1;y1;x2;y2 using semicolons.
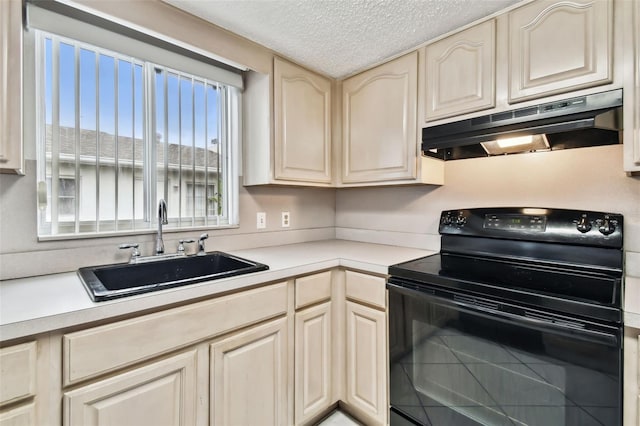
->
64;350;198;426
341;52;419;184
210;317;289;426
508;0;613;103
626;0;640;174
274;57;332;184
424;19;496;121
0;0;23;175
294;302;333;425
244;58;333;187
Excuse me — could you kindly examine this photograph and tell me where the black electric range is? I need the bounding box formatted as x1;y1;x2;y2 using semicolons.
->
387;207;624;426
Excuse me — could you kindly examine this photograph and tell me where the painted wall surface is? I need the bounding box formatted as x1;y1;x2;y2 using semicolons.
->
336;144;640;266
0;160;336;280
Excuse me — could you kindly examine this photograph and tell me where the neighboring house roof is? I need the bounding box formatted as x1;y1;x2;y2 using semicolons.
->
46;125;220;168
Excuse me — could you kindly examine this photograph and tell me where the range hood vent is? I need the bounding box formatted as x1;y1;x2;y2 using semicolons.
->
422;89;622;161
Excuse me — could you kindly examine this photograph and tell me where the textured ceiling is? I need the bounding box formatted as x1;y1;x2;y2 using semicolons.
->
164;0;521;78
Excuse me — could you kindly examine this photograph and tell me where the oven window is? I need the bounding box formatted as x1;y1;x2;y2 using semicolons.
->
389;287;621;426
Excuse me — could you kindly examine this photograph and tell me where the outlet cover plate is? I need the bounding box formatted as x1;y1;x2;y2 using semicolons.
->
257;212;266;229
281;211;290;228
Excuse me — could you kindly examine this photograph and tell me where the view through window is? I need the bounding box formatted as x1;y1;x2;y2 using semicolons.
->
36;31;237;237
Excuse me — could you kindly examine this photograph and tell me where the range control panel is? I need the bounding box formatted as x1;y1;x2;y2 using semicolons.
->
439;208;623;248
484;214;546;232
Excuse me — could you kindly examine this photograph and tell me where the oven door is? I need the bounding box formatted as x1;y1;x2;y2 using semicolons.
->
387;280;622;426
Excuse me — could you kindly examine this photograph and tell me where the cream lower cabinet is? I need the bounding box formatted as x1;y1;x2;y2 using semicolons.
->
64;350;198;426
210;317;289;426
295;302;332;425
60;282;289;426
7;270;395;426
507;0;612;103
294;271;334;425
343;270;387;425
345;301;386;425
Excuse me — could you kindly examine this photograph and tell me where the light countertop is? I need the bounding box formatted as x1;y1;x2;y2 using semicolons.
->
0;240;432;341
2;239;638;341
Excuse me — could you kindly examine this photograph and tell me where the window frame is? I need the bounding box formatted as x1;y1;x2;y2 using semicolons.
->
30;22;240;241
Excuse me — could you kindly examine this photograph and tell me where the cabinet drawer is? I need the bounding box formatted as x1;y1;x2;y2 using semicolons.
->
345;271;386;309
0;342;36;406
295;271;332;309
63;282;288;386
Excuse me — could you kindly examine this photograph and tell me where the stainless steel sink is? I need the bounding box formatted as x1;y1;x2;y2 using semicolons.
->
77;252;269;302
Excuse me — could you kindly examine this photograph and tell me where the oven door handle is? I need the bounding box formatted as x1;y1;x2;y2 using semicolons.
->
387;282;620;348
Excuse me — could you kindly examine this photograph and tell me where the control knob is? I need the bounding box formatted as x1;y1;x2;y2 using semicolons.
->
596;216;617;236
455;211;467;226
441;213;453;225
575;215;591;233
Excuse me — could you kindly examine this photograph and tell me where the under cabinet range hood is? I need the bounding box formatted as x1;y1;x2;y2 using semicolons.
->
423;89;622;160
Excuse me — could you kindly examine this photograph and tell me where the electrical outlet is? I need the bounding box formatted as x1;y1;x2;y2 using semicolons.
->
281;211;290;228
256;212;266;229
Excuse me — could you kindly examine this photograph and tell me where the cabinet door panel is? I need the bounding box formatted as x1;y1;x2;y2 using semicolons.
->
210;317;288;426
274;58;332;183
345;301;386;425
0;342;36;406
342;52;417;183
425;20;495;121
508;0;612;102
0;0;23;174
64;350;197;426
295;302;332;424
0;403;35;426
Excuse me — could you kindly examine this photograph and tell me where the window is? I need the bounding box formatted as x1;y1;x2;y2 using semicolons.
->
44;177;76;222
186;183;218;218
33;17;241;238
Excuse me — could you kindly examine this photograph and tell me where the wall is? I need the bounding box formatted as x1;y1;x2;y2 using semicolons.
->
0;160;336;280
336;144;640;277
0;0;339;281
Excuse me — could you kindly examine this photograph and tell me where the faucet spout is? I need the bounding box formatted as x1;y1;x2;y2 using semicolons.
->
156;199;168;255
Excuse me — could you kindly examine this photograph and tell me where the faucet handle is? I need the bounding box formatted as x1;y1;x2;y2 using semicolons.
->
197;233;209;256
177;239;195;254
119;243;141;263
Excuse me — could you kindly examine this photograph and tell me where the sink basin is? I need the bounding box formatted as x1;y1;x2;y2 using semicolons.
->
78;252;269;302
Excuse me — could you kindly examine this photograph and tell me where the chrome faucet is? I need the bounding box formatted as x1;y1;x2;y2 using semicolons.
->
156;199;168;255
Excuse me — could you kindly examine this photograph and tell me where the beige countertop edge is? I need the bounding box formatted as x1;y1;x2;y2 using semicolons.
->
0;240;432;342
